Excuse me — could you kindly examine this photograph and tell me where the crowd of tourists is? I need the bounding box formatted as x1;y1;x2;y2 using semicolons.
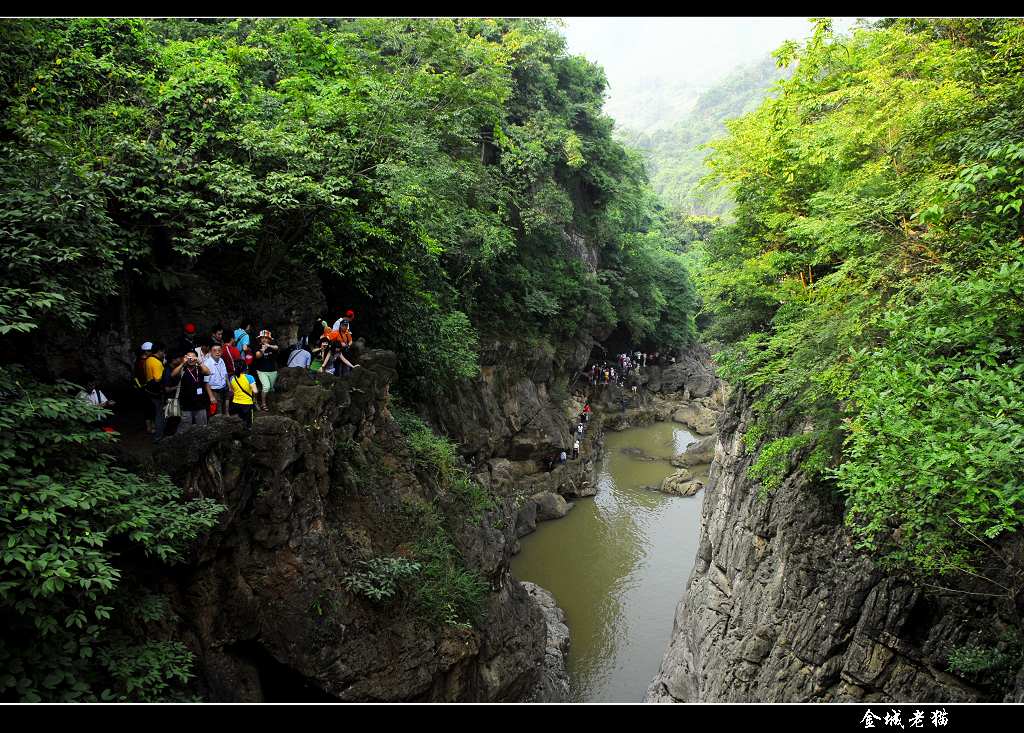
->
586;350;674;388
110;310;362;443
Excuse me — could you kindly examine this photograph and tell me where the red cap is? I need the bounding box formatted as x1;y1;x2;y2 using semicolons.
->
345;309;355;319
184;323;196;334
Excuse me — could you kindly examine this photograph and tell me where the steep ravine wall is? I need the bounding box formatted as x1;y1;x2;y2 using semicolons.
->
648;389;1024;703
150;350;558;701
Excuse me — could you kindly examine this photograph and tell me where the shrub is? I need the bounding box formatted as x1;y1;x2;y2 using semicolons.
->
412;530;490;629
0;366;224;701
449;472;497;520
391;406;457;480
341;557;422;602
947;637;1023;692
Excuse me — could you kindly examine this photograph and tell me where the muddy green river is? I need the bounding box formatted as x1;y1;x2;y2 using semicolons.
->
511;421;707;702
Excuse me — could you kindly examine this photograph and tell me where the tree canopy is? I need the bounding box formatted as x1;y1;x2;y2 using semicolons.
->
702;18;1024;576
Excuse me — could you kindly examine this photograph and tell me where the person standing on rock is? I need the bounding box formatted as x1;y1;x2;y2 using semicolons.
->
203;343;229;415
234;322;252;355
143;342;167;442
172;349;211;433
286;338;312;369
228;360;257;429
572;438;580;460
210;323;225;349
331;309;356;335
253;330;279;411
222;332;241;379
559;449;567;464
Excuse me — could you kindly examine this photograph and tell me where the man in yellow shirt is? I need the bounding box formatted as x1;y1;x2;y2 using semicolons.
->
139;341;167;442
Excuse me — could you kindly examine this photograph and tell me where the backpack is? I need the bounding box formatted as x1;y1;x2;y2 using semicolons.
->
133;356;162;398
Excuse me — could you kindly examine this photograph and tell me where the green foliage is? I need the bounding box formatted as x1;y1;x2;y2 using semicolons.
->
619;57;789;216
412;528;490;630
392;404;497;520
384;406;495;626
341;557;421;602
449;472;498;521
0;366;224;701
702;18;1024;575
947;636;1023;692
96;639;200;703
391;406;458;480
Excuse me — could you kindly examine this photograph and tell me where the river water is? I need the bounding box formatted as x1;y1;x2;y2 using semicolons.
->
510;421;707;702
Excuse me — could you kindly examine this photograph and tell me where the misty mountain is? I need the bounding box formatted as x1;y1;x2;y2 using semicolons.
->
616;56;789;216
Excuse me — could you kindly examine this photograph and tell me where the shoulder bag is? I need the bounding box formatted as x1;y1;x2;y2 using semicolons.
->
164;378;182;419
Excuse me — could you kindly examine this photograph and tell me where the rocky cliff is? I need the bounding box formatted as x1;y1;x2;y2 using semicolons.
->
648;389;1024;703
149;350;561;701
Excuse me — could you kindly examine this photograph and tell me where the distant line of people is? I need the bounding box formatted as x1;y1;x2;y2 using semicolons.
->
543;401;593;471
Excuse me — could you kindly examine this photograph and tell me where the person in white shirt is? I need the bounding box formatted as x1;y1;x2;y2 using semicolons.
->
79;382;114;408
203;344;229;414
572;439;580;459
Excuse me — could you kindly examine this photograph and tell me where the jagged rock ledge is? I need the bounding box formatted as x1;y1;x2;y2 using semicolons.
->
522;582;572;702
150;350;566;702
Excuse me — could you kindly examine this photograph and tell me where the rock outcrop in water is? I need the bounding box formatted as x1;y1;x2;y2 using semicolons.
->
150;350;565;701
648;388;1024;703
521;582;572;702
658;469;703;497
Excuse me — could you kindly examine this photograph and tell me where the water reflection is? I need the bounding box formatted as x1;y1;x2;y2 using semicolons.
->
510;422;704;702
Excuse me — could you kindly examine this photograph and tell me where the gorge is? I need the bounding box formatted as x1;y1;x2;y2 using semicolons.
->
3;17;1024;706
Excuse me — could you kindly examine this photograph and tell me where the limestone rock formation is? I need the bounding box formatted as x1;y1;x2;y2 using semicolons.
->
531;491;574;521
153;351;556;701
658;470;703;497
671;404;718;435
673;434;716;467
521;582;572;702
648;389;1022;703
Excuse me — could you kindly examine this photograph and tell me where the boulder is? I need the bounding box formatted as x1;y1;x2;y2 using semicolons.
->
516;501;538;538
659;471;704;497
656;350;718;398
675;434;717;467
521;582;571;702
487;458;516;495
672;404;718;436
620;446;662;462
530;491;574;522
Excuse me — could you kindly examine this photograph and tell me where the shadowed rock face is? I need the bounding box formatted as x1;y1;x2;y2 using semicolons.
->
647;389;1024;703
521;582;572;702
153;350;561;702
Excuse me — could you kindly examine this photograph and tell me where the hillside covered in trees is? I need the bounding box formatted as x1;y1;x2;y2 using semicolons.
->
703;17;1024;582
0;18;698;701
619;56;787;216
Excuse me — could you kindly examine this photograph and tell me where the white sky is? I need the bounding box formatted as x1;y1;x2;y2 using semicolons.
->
561;17;862;99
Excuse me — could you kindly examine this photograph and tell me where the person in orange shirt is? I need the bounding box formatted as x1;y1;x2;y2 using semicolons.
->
320;318;353;347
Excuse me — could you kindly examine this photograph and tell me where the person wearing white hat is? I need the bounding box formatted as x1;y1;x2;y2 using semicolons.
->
136;341;166;440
